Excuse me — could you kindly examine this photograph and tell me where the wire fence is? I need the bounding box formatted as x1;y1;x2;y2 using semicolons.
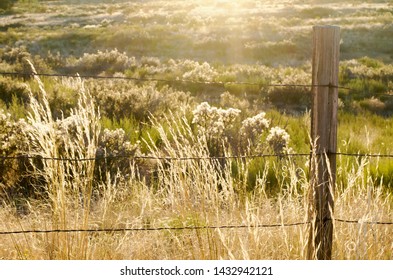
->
0;222;309;236
1;218;392;236
1;70;392;102
1;71;391;163
0;70;393;237
1;152;393;162
0;71;353;91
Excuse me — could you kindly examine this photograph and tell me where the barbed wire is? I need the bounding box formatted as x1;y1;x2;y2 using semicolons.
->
335;152;393;158
334;218;393;225
0;153;309;162
0;71;349;90
1;152;393;162
2;71;391;100
0;71;391;162
0;222;308;236
1;218;392;236
2;70;393;104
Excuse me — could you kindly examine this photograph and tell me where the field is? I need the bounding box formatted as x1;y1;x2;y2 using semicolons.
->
0;0;392;260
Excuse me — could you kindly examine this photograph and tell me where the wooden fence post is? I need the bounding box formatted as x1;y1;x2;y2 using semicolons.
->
308;26;340;260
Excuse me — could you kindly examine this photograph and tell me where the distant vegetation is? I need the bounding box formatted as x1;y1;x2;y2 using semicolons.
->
0;0;392;260
0;0;17;12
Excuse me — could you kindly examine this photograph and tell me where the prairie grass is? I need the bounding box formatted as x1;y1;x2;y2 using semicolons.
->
0;78;392;259
0;0;392;260
0;61;100;259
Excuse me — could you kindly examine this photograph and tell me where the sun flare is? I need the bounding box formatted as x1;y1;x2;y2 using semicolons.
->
0;0;392;261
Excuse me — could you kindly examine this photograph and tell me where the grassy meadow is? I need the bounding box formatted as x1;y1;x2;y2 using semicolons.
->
0;0;392;259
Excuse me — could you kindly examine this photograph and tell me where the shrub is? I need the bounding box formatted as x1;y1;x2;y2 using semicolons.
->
359;97;386;114
182;62;218;82
192;102;240;139
240;112;270;146
1;46;53;74
0;77;30;106
1;46;31;65
358;56;384;69
192;102;241;156
0;109;32;201
220;91;250;112
266;126;291;155
191;102;292;158
0;0;17;13
71;49;137;75
140;56;161;67
95;128;140;183
266;68;311;108
91;82;192;121
298;7;337;19
346;78;387;99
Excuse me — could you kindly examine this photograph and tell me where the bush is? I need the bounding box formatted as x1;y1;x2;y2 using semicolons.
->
1;46;53;74
70;49;137;75
359;97;386;114
1;46;31;65
0;77;30;106
0;0;17;13
192;102;292;158
266;86;311;109
358;56;384;69
298;7;337;19
90;81;192;121
265;68;311;108
0;109;33;201
95;128;140;183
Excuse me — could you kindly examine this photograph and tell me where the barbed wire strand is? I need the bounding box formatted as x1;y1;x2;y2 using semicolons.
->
2;71;392;99
4;71;393;98
1;218;392;236
335;152;393;158
1;152;393;162
0;153;310;162
0;222;308;235
0;71;350;90
334;218;393;225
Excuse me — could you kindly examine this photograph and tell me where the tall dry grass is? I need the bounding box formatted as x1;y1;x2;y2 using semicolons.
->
0;69;392;259
1;61;100;259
